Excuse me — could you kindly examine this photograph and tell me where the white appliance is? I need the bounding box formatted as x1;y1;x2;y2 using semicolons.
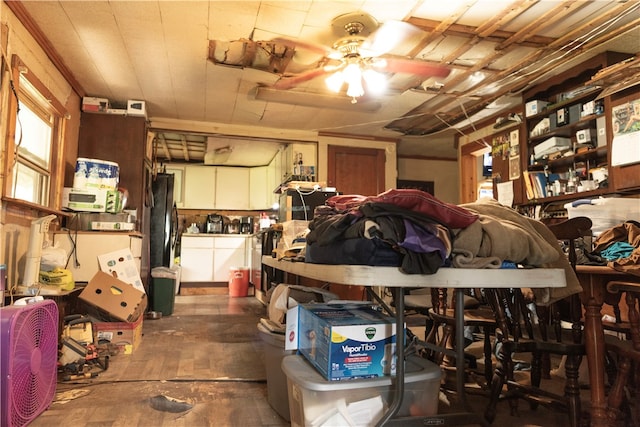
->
22;215;57;287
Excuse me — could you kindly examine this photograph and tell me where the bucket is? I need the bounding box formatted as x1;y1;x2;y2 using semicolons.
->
228;267;249;297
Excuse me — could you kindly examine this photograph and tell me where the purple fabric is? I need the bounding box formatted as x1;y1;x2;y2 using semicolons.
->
400;220;447;262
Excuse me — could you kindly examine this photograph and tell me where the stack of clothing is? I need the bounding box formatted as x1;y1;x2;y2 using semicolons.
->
593;220;640;277
304;190;581;305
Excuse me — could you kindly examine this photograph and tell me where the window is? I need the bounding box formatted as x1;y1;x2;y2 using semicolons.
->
4;56;65;207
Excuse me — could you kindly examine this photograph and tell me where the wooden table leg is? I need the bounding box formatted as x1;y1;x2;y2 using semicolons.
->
580;277;609;427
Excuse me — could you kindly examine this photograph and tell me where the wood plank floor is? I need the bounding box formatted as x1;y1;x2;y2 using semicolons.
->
31;294;590;426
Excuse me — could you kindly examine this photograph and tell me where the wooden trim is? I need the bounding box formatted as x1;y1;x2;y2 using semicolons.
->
4;0;85;97
1;197;70;228
2;62;20;198
397;154;457;162
11;55;67;115
318;131;398;143
3;55;68;207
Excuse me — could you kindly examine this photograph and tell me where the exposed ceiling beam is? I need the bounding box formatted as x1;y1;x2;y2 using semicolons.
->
475;0;538;38
392;1;639;135
158;134;171;161
180;135;190;162
496;0;591;50
407;17;556;48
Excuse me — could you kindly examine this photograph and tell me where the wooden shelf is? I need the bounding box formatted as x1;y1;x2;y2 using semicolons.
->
525;86;602;122
530;113;604;142
529;146;607;170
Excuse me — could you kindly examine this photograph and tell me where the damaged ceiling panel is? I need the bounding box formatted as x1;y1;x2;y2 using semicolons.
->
208;39;295;75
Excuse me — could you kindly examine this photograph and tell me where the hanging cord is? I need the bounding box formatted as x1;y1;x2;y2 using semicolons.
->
64;213;81;269
295;186;319;221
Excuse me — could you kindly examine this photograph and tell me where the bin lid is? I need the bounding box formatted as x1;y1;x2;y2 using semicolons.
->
281;354;441;390
151;266;178;278
257;322;286;346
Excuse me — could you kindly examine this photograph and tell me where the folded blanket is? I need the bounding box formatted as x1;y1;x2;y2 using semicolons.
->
456;198;582;305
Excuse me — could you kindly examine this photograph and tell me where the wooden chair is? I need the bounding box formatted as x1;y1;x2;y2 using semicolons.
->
424;287;498;387
483;216;592;427
603;280;640;425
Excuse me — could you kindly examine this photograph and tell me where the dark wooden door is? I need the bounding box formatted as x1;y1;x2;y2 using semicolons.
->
327;145;385;196
325;145;385;300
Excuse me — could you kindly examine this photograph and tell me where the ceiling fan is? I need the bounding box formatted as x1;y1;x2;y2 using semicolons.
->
271;12;451;102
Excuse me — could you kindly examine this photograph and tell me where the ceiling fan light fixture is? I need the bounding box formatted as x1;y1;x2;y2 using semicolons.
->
343;63;364;99
362;69;386;94
325;71;344;93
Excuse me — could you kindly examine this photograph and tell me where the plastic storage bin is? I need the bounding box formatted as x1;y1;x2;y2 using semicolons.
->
564;197;640;235
258;323;296;421
150;267;178;315
282;354;442;427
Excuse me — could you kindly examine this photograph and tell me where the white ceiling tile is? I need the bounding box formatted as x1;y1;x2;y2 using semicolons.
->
255;3;307;37
208;1;261;40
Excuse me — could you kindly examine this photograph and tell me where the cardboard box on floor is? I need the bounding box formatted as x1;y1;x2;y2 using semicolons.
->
79;271;147;322
94;314;144;354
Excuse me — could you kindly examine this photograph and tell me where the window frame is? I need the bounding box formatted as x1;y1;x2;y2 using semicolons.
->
3;55;66;209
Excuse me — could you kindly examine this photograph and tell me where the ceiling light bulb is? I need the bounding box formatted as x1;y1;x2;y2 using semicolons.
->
362;69;386;94
343;63;364;98
325;71;344;93
343;63;362;85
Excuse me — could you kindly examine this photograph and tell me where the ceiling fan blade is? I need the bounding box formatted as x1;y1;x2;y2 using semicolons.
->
376;57;451;78
361;21;426;56
272;67;333;90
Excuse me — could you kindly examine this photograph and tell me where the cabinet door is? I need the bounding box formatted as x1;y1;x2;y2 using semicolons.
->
249;166;268;210
215;167;249;209
180;236;214;282
183;166;216;209
213;237;246;281
77;114;147;211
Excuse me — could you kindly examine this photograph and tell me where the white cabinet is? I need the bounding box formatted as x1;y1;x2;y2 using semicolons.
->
212;236;247;281
169;152;312;210
180;235;214;282
215;167;249;209
180;235;250;283
249;166;268;210
52;232;143;282
183;166;216;209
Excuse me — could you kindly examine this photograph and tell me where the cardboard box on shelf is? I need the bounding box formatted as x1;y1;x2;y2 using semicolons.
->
91;221;135;231
286;302;400;381
79;271;147;323
525;100;549;117
534;136;571;159
62;187;122;213
97;248;144;292
94;315;143;354
82;97;109;113
127;100;146;117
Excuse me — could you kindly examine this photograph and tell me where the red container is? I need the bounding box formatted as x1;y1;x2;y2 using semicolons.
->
229;267;249;297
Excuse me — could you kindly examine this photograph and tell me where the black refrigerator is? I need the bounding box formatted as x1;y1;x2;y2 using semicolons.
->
150;173;176;268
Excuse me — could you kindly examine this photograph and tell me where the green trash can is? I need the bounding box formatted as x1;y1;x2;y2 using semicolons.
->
151;267;177;316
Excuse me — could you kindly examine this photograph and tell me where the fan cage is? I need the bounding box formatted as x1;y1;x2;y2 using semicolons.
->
1;300;59;427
